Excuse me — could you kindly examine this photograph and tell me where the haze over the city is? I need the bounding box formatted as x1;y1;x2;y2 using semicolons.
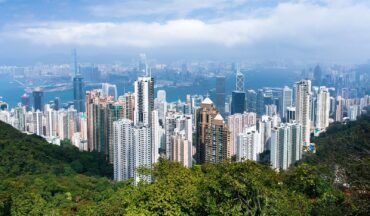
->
1;0;370;64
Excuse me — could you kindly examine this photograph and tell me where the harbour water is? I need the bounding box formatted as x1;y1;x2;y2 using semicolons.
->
0;68;297;108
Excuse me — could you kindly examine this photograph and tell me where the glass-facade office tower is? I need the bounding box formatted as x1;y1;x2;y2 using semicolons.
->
231;67;246;114
231;91;246;114
72;49;85;113
73;76;84;112
32;87;44;112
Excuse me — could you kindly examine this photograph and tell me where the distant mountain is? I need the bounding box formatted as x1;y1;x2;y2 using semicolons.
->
0;116;369;215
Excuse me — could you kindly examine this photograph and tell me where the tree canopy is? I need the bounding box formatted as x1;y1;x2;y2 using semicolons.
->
0;115;369;215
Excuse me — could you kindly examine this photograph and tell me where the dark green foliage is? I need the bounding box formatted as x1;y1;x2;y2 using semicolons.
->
302;115;370;215
0;115;369;215
0;121;112;178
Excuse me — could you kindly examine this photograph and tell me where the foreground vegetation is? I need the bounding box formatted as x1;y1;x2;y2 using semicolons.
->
0;115;369;215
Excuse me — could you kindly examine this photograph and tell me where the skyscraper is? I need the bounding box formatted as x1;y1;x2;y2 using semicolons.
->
53;97;60;111
315;86;330;130
107;103;124;164
134;76;154;126
295;80;311;146
85;90;114;155
196;98;230;163
215;76;226;115
118;92;135;121
231;64;246;115
280;86;293;120
235;65;244;92
133;124;152;183
113;119;134;182
246;89;257;113
231;91;246;114
155;90;167;125
236;126;261;162
32;87;44;112
228;112;256;156
21;93;30;111
335;96;343;122
73;76;84;112
72;49;84;113
256;89;265;117
170;115;193;167
33;110;43;136
270;123;302;170
286;106;296;123
102;83;118;100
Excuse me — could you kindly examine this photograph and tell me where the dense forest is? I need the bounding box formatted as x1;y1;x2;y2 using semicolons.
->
0;115;369;215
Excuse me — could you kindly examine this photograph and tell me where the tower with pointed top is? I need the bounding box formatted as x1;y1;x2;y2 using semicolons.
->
196;97;231;163
73;49;85;112
231;64;246;114
235;64;244;92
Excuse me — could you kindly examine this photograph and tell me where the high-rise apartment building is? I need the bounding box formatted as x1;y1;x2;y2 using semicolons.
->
295;80;311;146
118;92;135;121
133;124;152;183
315;86;330;130
236;126;261;162
134;76;154;126
113;119;134;182
335;96;343;122
227;112;256;156
196;98;230;163
170;115;192;167
270;123;302;170
280;86;292;119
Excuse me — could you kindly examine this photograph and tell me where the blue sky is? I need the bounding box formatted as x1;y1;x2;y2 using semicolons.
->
1;0;370;64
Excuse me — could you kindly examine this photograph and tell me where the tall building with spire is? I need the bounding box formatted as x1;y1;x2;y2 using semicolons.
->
72;49;85;112
231;65;246;115
235;65;244;92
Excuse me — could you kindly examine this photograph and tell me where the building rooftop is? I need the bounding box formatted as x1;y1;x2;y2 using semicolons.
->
214;113;224;121
202;97;213;104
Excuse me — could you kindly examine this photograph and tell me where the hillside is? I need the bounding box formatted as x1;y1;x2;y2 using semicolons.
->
0;116;369;215
0;121;112;178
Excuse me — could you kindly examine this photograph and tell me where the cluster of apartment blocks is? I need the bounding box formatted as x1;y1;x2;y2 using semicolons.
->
1;78;370;180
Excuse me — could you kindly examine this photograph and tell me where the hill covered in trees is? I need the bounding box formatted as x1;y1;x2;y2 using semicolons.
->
0;116;369;215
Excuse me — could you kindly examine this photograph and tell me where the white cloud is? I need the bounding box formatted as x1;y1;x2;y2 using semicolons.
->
2;1;370;61
89;0;247;19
